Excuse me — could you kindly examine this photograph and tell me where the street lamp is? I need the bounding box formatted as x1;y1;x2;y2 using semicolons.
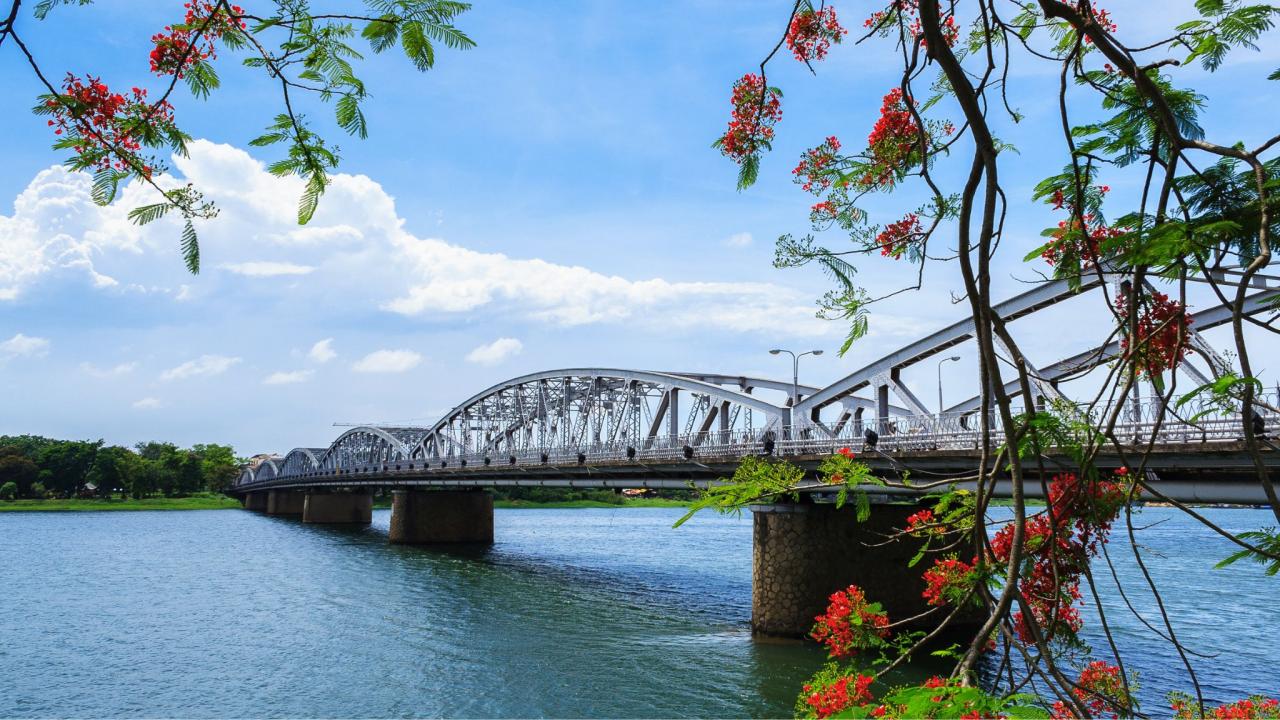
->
770;348;824;406
937;355;961;417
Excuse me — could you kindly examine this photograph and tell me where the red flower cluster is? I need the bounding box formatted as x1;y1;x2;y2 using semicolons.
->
864;1;960;49
1040;184;1128;270
922;556;976;607
1115;290;1193;377
837;446;856;459
1050;661;1130;719
793;136;842;193
150;1;246;77
45;74;174;176
863;88;920;187
875;212;921;258
1173;695;1280;719
803;674;875;718
905;508;939;536
810;585;890;658
990;473;1127;645
718;73;783;164
1074;2;1118;43
786;6;847;63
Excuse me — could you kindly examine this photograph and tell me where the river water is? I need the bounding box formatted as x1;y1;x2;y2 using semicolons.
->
0;506;1275;718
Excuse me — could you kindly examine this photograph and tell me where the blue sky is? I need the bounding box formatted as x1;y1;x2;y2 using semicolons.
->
2;1;1278;455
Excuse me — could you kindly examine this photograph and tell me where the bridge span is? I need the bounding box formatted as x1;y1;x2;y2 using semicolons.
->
229;277;1280;636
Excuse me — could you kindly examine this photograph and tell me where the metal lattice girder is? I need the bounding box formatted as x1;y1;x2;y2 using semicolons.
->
795;275;1118;419
672;372;912;416
319;426;428;470
409;369;787;460
945;289;1280;414
280;448;325;477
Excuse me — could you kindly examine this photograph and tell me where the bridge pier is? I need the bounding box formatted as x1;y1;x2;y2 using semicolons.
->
751;502;947;638
266;490;306;516
389;490;493;544
302;491;373;524
243;492;268;512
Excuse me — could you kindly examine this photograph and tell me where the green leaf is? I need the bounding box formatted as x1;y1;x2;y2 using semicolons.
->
737;153;760;190
335;94;368;138
180;219;200;274
183;60;221;100
297;173;326;225
127;202;173;226
90;167;121;206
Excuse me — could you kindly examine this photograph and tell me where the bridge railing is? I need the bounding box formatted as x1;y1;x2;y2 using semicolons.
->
235;392;1280;487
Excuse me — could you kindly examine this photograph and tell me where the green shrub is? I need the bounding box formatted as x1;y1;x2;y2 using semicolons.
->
0;482;16;501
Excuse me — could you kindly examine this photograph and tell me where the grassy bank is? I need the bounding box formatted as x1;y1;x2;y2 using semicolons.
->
0;493;242;512
494;497;690;509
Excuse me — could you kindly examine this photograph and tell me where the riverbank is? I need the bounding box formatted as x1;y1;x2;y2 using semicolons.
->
1;494;689;512
0;494;242;512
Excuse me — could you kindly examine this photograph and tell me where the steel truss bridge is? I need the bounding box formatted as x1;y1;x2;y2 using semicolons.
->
234;276;1280;505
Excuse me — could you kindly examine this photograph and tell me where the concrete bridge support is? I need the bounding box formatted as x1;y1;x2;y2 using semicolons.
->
751;502;944;638
243;492;268;512
266;490;306;516
302;491;373;524
389;490;494;544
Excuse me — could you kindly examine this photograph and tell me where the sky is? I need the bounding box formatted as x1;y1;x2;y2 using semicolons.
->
2;1;1279;456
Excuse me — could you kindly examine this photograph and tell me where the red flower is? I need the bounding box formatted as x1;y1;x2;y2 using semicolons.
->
875;212;921;259
718;73;783;165
922;556;976;607
1115;290;1193;377
810;585;890;658
837;446;855;458
786;6;847;63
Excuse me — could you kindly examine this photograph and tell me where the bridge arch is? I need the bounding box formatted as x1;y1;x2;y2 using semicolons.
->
411;368;788;462
280;447;325;477
319;426;429;471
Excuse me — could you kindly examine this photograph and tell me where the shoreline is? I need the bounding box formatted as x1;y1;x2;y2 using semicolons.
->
0;495;691;512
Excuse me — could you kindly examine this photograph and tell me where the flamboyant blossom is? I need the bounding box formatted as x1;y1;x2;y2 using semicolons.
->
811;584;890;658
1115;290;1193;377
787;7;847;63
802;674;875;718
718;73;783;164
1171;694;1280;719
794;136;842;193
865;0;960;49
43;74;176;177
151;1;247;77
875;212;922;258
922;556;977;607
990;472;1128;644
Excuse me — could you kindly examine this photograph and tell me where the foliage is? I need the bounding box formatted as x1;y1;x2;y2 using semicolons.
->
1215;528;1280;576
12;0;473;271
0;435;243;499
0;481;16;501
672;454;806;527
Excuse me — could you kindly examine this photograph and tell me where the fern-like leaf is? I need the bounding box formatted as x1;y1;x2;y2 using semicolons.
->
180;219;201;274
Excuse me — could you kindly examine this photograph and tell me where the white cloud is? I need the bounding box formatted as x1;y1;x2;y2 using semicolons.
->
466;337;523;366
722;232;753;248
0;141;828;337
308;338;336;363
132;397;163;410
81;361;136;378
221;261;315;277
161;354;241;381
352;349;423;373
0;333;50;358
263;369;314;385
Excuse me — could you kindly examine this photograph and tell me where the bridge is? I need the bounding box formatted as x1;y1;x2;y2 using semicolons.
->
230;275;1280;636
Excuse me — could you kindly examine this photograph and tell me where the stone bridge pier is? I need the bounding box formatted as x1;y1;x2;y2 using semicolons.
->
389;490;493;544
751;502;953;638
266;490;306;516
302;491;373;524
243;492;268;512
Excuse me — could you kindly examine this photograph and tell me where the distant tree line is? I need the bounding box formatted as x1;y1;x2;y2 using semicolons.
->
0;436;242;500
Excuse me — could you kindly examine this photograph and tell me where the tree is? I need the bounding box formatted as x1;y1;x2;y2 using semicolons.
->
87;445;138;498
0;445;39;497
0;0;473;272
35;439;101;496
705;0;1280;716
191;443;240;492
0;481;16;501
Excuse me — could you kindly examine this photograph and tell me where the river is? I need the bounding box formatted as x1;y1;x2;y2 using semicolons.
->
0;506;1275;717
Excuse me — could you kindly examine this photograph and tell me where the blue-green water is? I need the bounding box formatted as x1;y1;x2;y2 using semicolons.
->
0;506;1276;718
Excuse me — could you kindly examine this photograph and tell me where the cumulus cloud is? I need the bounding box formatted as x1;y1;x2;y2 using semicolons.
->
132;397;163;410
161;354;241;381
0;333;50;358
0;141;828;337
81;361;137;378
222;261;315;277
263;369;314;385
466;337;523;365
352;349;423;373
722;232;753;248
308;338;336;363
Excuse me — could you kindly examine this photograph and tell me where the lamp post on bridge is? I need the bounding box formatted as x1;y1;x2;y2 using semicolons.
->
937;355;961;419
769;348;823;410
